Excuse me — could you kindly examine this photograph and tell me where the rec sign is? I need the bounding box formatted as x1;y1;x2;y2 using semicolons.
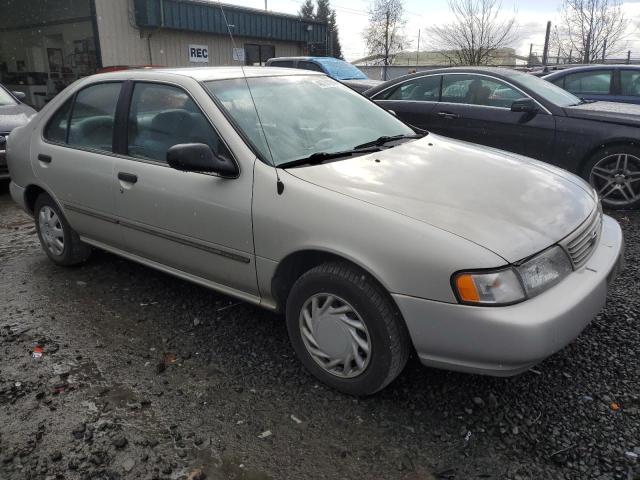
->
188;45;209;63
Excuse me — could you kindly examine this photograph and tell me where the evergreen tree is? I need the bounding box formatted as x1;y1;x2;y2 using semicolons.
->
315;0;331;22
328;10;343;59
299;0;315;19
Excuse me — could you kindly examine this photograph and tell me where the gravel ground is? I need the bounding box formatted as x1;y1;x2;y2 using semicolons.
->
1;182;639;480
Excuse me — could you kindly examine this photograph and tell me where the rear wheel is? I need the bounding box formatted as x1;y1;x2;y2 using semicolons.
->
584;145;640;209
34;193;91;266
285;262;411;396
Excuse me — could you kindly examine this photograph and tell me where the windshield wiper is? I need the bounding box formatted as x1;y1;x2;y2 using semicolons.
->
354;133;425;150
279;146;381;169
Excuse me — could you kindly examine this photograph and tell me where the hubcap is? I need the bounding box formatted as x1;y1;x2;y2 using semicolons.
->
38;206;65;256
298;293;371;379
590;153;640;207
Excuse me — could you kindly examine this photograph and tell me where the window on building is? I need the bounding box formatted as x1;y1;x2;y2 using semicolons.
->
245;44;276;66
44;98;73;143
380;75;441;101
620;70;640;96
563;70;613;95
68;82;122;152
127;82;230;163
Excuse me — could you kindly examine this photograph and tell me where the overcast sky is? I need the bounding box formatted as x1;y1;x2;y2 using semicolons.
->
219;0;640;61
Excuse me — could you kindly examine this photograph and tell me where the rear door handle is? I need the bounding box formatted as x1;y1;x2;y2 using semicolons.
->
117;172;138;184
38;154;52;163
437;112;459;119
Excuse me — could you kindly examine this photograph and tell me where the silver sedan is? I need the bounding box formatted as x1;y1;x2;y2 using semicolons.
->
7;67;624;395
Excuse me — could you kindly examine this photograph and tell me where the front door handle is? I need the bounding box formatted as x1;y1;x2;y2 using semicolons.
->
437;111;459;120
38;154;52;163
117;172;138;184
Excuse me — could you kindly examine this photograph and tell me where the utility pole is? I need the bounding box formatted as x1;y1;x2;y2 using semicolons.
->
529;43;533;67
557;46;561;64
416;29;421;66
628;50;632;64
542;21;551;66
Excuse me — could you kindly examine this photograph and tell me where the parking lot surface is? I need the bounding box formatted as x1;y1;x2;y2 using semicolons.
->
1;184;639;480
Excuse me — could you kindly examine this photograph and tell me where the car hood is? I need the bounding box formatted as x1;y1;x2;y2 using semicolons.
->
0;103;36;133
286;134;596;263
564;101;640;126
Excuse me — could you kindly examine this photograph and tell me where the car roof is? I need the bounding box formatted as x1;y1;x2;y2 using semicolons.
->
83;66;324;82
364;66;526;95
544;64;640;78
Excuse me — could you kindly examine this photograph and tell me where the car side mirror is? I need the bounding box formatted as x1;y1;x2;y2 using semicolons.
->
511;98;539;114
12;91;26;101
167;143;238;177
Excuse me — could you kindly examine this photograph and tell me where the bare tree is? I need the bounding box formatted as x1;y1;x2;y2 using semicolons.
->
555;0;628;63
363;0;408;71
429;0;518;66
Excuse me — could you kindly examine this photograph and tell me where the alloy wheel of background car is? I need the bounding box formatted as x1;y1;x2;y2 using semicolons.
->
588;152;640;209
286;262;411;396
34;193;92;266
298;293;372;379
38;205;65;256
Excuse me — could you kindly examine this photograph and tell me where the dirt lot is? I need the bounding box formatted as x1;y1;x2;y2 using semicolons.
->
1;183;639;480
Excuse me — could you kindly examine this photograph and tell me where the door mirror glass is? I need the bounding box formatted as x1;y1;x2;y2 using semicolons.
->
511;98;539;113
12;91;26;101
167;143;238;177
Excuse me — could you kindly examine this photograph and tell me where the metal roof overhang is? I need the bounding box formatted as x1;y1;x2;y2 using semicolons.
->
133;0;327;44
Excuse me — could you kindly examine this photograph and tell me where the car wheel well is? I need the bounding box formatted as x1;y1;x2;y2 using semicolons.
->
271;250;393;313
24;185;47;214
581;140;639;177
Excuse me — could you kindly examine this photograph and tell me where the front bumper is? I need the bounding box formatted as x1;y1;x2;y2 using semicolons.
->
393;214;624;376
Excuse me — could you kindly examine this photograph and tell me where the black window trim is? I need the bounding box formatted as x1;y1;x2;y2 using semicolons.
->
117;79;240;178
42;80;125;157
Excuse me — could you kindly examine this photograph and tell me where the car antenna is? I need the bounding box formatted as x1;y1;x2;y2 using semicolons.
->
217;2;284;195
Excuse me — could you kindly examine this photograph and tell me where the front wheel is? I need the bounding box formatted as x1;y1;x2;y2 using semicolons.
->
286;262;411;396
584;146;640;210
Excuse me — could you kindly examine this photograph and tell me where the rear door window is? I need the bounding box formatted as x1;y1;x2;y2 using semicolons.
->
563;70;613;95
380;75;441;101
298;61;324;73
269;60;295;68
126;82;231;163
68;82;122;153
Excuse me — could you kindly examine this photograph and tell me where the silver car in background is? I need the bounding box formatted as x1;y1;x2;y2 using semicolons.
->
7;67;624;395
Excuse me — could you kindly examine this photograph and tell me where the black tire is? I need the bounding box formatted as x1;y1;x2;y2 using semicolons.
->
286;261;411;396
582;145;640;210
34;193;91;266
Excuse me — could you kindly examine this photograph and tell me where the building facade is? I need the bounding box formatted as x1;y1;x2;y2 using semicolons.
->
0;0;327;107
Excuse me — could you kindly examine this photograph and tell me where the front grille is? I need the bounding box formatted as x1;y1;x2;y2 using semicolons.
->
560;208;603;269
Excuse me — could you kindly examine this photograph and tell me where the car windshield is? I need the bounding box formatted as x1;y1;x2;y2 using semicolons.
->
0;86;17;106
515;73;583;107
204;75;414;166
314;58;368;80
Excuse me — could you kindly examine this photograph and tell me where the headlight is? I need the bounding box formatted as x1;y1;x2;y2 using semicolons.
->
453;246;572;306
